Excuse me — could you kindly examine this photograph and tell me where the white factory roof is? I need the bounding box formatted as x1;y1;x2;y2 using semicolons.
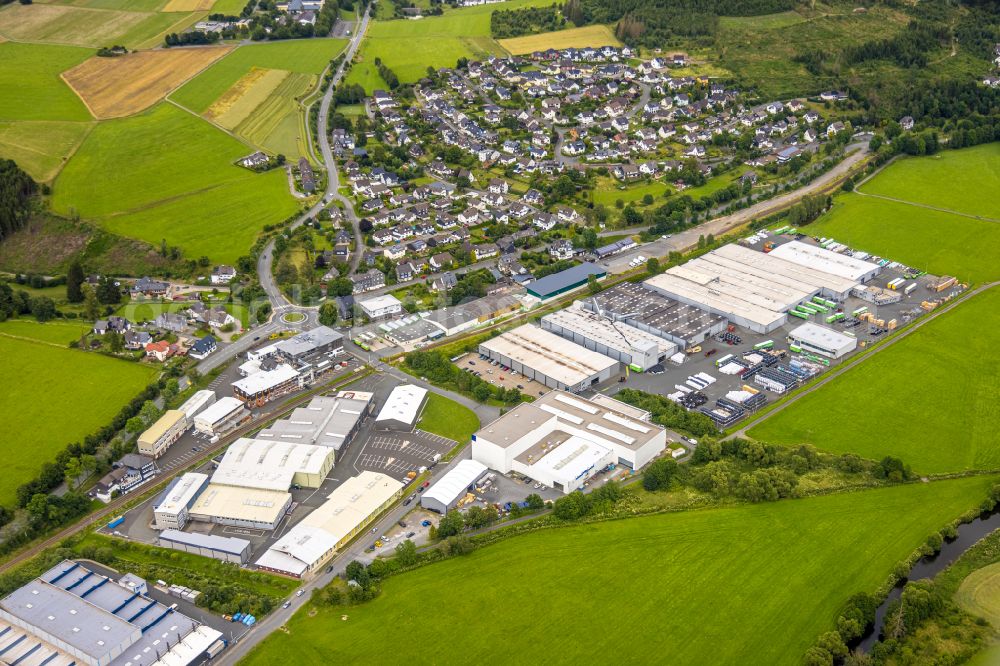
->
194;396;245;425
232;363;299;396
257;393;372;449
212;438;333;491
359;294;402;311
528;434;612;486
713;244;858;295
255;472;403;575
154;625;224;666
189;484;290;524
480;324;619;387
178;390;215;419
589;393;651;421
768;240;880;282
423;460;487;508
645;272;788;331
154;472;208;515
542;304;678;357
375;384;428;427
788;322;857;350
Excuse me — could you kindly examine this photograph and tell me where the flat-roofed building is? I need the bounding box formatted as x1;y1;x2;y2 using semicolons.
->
472;390;667;493
193;396;249;435
374;384;428;431
541;303;677;371
158;529;252;565
153;472;209;530
582;281;728;347
137;409;188;459
768;240;880;283
525;262;606;301
232;363;300;406
255;472;404;577
255;391;374;451
0;560;223;666
421;459;488;514
479;324;619;393
178;390;216;420
212;438;334;491
188;484;292;530
358;294;403;320
787;322;857;359
274;325;344;361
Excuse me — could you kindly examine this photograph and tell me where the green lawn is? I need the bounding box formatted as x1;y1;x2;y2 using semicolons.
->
415;391;480;444
243;475;997;666
0;42;93;122
0;318;91;344
591;177;668;207
808;194;1000;284
749;287;1000;475
0;120;94;182
859;143;1000;220
170;39;347;114
51;103;299;264
0;321;156;506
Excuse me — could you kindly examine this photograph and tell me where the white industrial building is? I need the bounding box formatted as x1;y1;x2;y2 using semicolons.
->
358;294;403;319
153;472;209;530
768;240;880;283
787;322;857;359
232;363;300;405
255;391;374;451
274;325;344;361
188;483;292;531
193;396;249;435
212;438;335;491
478;324;620;392
541;303;678;372
374;384;428;430
472;391;666;493
421;460;488;514
255;472;404;578
158;529;252;565
178;390;216;420
582;282;728;347
644;243;868;333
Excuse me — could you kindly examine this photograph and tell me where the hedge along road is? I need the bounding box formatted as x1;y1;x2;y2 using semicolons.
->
0;368;373;575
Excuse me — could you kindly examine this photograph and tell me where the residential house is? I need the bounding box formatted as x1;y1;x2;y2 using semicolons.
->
93;316;131;335
431;271;458;292
430;252;453;270
131;277;168;298
211;265;236;285
154;312;186;333
298;157;316;193
351;269;386;293
189;335;216;360
145;340;176;362
549;239;574;260
123;330;151;351
474;243;499;260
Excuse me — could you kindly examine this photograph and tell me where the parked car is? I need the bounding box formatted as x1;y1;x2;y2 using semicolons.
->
421;520;432;527
406;531;416;538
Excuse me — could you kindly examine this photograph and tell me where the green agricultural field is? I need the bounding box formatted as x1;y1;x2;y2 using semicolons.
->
36;0;169;11
0;323;156;506
858;143;1000;220
749;287;1000;474
415;392;479;444
807;194;1000;284
0;318;90;345
171;39;347;113
52;103;299;264
243;475;997;666
233;71;314;158
0;42;93;122
352;0;550;90
0;120;94;182
208;0;245;12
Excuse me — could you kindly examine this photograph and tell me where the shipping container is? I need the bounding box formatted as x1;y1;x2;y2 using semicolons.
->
714;354;734;367
851;306;869;317
904;283;918;295
789;311;809;320
107;516;125;529
753;340;774;350
789;344;803;352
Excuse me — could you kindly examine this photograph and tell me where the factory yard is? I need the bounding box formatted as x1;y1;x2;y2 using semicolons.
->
455;352;548;399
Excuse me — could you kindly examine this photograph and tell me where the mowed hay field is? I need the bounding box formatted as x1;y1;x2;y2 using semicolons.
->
0;120;93;182
244;476;998;666
0;2;202;48
0;321;156;506
498;24;620;55
749;287;1000;475
161;0;213;10
956;562;1000;628
52;103;299;263
0;42;92;121
859;143;1000;220
63;46;232;119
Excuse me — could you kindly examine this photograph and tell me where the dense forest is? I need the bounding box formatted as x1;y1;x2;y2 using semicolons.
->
491;5;565;39
0;160;37;243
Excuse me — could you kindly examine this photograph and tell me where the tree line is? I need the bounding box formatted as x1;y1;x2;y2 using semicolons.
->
0;159;37;242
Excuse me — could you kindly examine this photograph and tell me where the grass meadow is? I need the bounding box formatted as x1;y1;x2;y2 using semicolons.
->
0;321;156;506
858;143;1000;220
243;475;997;666
591;177;669;207
749;287;1000;474
498;24;620;55
0;120;93;182
52;103;299;263
0;42;93;122
415;392;479;444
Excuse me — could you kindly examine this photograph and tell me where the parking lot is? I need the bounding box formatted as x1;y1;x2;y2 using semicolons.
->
353;430;455;478
455;352;549;398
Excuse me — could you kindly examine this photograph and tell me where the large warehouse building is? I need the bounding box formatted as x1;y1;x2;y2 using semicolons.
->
232;363;301;406
582;282;728;347
541;304;677;371
153;472;209;530
158;529;252;565
188;483;292;531
768;240;881;283
374;384;428;431
0;560;224;666
479;324;619;392
471;391;667;493
525;262;606;301
644;243;872;333
255;472;404;578
274;325;344;361
212;438;335;491
787;322;858;359
421;459;488;514
193;396;249;435
255;391;374;451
